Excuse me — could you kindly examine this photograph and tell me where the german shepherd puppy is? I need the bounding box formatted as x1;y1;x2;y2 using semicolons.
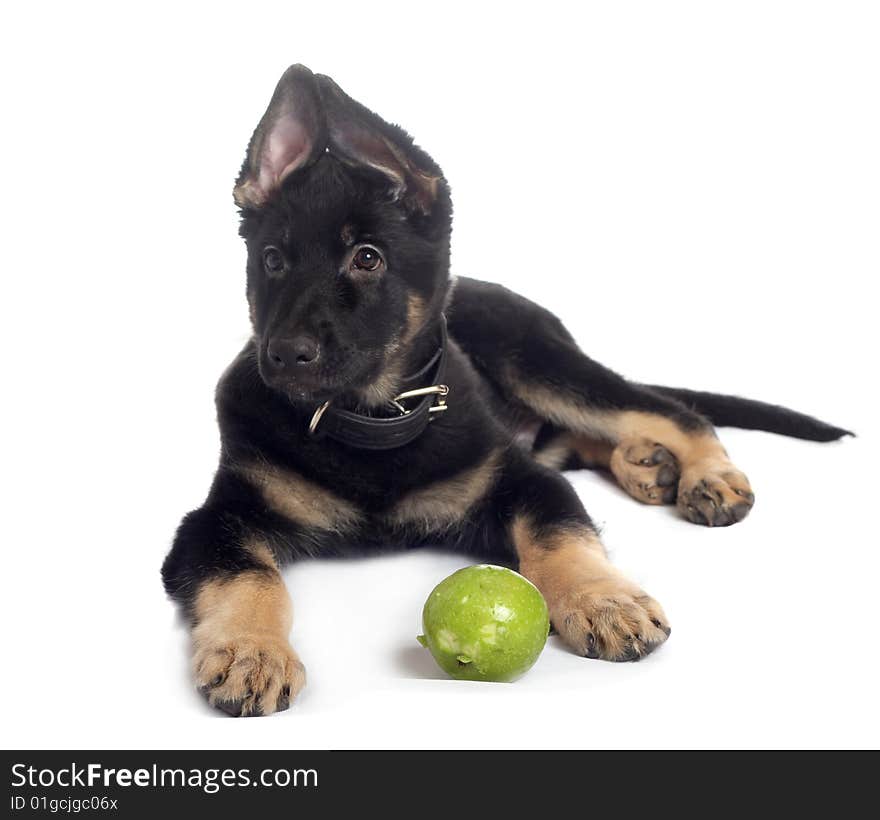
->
162;65;850;717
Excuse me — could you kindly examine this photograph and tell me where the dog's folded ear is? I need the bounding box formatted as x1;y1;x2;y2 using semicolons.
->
315;74;442;216
234;65;443;215
233;65;326;209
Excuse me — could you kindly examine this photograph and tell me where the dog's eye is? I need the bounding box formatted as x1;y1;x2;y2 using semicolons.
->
262;246;285;276
351;246;384;273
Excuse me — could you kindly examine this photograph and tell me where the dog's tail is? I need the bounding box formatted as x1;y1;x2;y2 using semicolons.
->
646;385;854;442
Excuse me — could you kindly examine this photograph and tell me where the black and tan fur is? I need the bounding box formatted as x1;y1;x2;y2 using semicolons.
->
162;65;851;716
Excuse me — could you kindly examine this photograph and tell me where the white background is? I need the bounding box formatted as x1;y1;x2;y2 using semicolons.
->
2;1;878;749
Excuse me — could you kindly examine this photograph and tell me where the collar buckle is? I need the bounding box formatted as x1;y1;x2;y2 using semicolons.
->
390;384;449;416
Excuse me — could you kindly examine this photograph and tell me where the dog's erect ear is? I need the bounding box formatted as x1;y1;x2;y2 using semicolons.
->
234;65;326;209
234;66;443;214
316;74;442;215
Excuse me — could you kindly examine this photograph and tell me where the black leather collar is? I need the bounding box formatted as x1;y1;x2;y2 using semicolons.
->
307;316;449;450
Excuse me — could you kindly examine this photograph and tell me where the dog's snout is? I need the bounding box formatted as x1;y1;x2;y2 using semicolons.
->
267;335;321;370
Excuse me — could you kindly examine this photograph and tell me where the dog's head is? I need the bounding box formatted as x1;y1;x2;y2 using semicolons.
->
234;65;452;406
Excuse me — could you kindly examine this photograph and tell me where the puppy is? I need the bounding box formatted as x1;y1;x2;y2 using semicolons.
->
162;65;850;717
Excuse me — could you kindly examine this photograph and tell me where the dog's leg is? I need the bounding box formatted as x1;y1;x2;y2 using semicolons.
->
162;503;306;717
533;423;616;472
449;278;754;526
493;451;671;660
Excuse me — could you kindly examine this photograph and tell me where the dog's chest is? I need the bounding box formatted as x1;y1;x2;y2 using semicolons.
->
239;442;500;539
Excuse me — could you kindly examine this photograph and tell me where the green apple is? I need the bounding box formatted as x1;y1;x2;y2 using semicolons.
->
418;564;550;682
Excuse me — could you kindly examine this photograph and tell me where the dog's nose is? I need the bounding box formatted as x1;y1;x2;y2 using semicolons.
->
267;335;320;369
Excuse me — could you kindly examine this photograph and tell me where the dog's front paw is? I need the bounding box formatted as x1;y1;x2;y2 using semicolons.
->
193;634;306;717
610;437;681;505
677;461;754;527
553;582;671;662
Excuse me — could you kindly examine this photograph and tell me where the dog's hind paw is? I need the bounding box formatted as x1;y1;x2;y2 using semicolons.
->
610;437;681;505
677;462;755;527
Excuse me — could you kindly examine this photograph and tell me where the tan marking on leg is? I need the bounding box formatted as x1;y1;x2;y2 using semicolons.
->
533;432;614;470
615;411;725;462
533;435;575;470
506;377;720;457
386;450;501;534
569;435;614;467
506;379;622;441
246;541;280;571
512;517;670;661
192;549;305;717
238;462;362;533
195;568;291;642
